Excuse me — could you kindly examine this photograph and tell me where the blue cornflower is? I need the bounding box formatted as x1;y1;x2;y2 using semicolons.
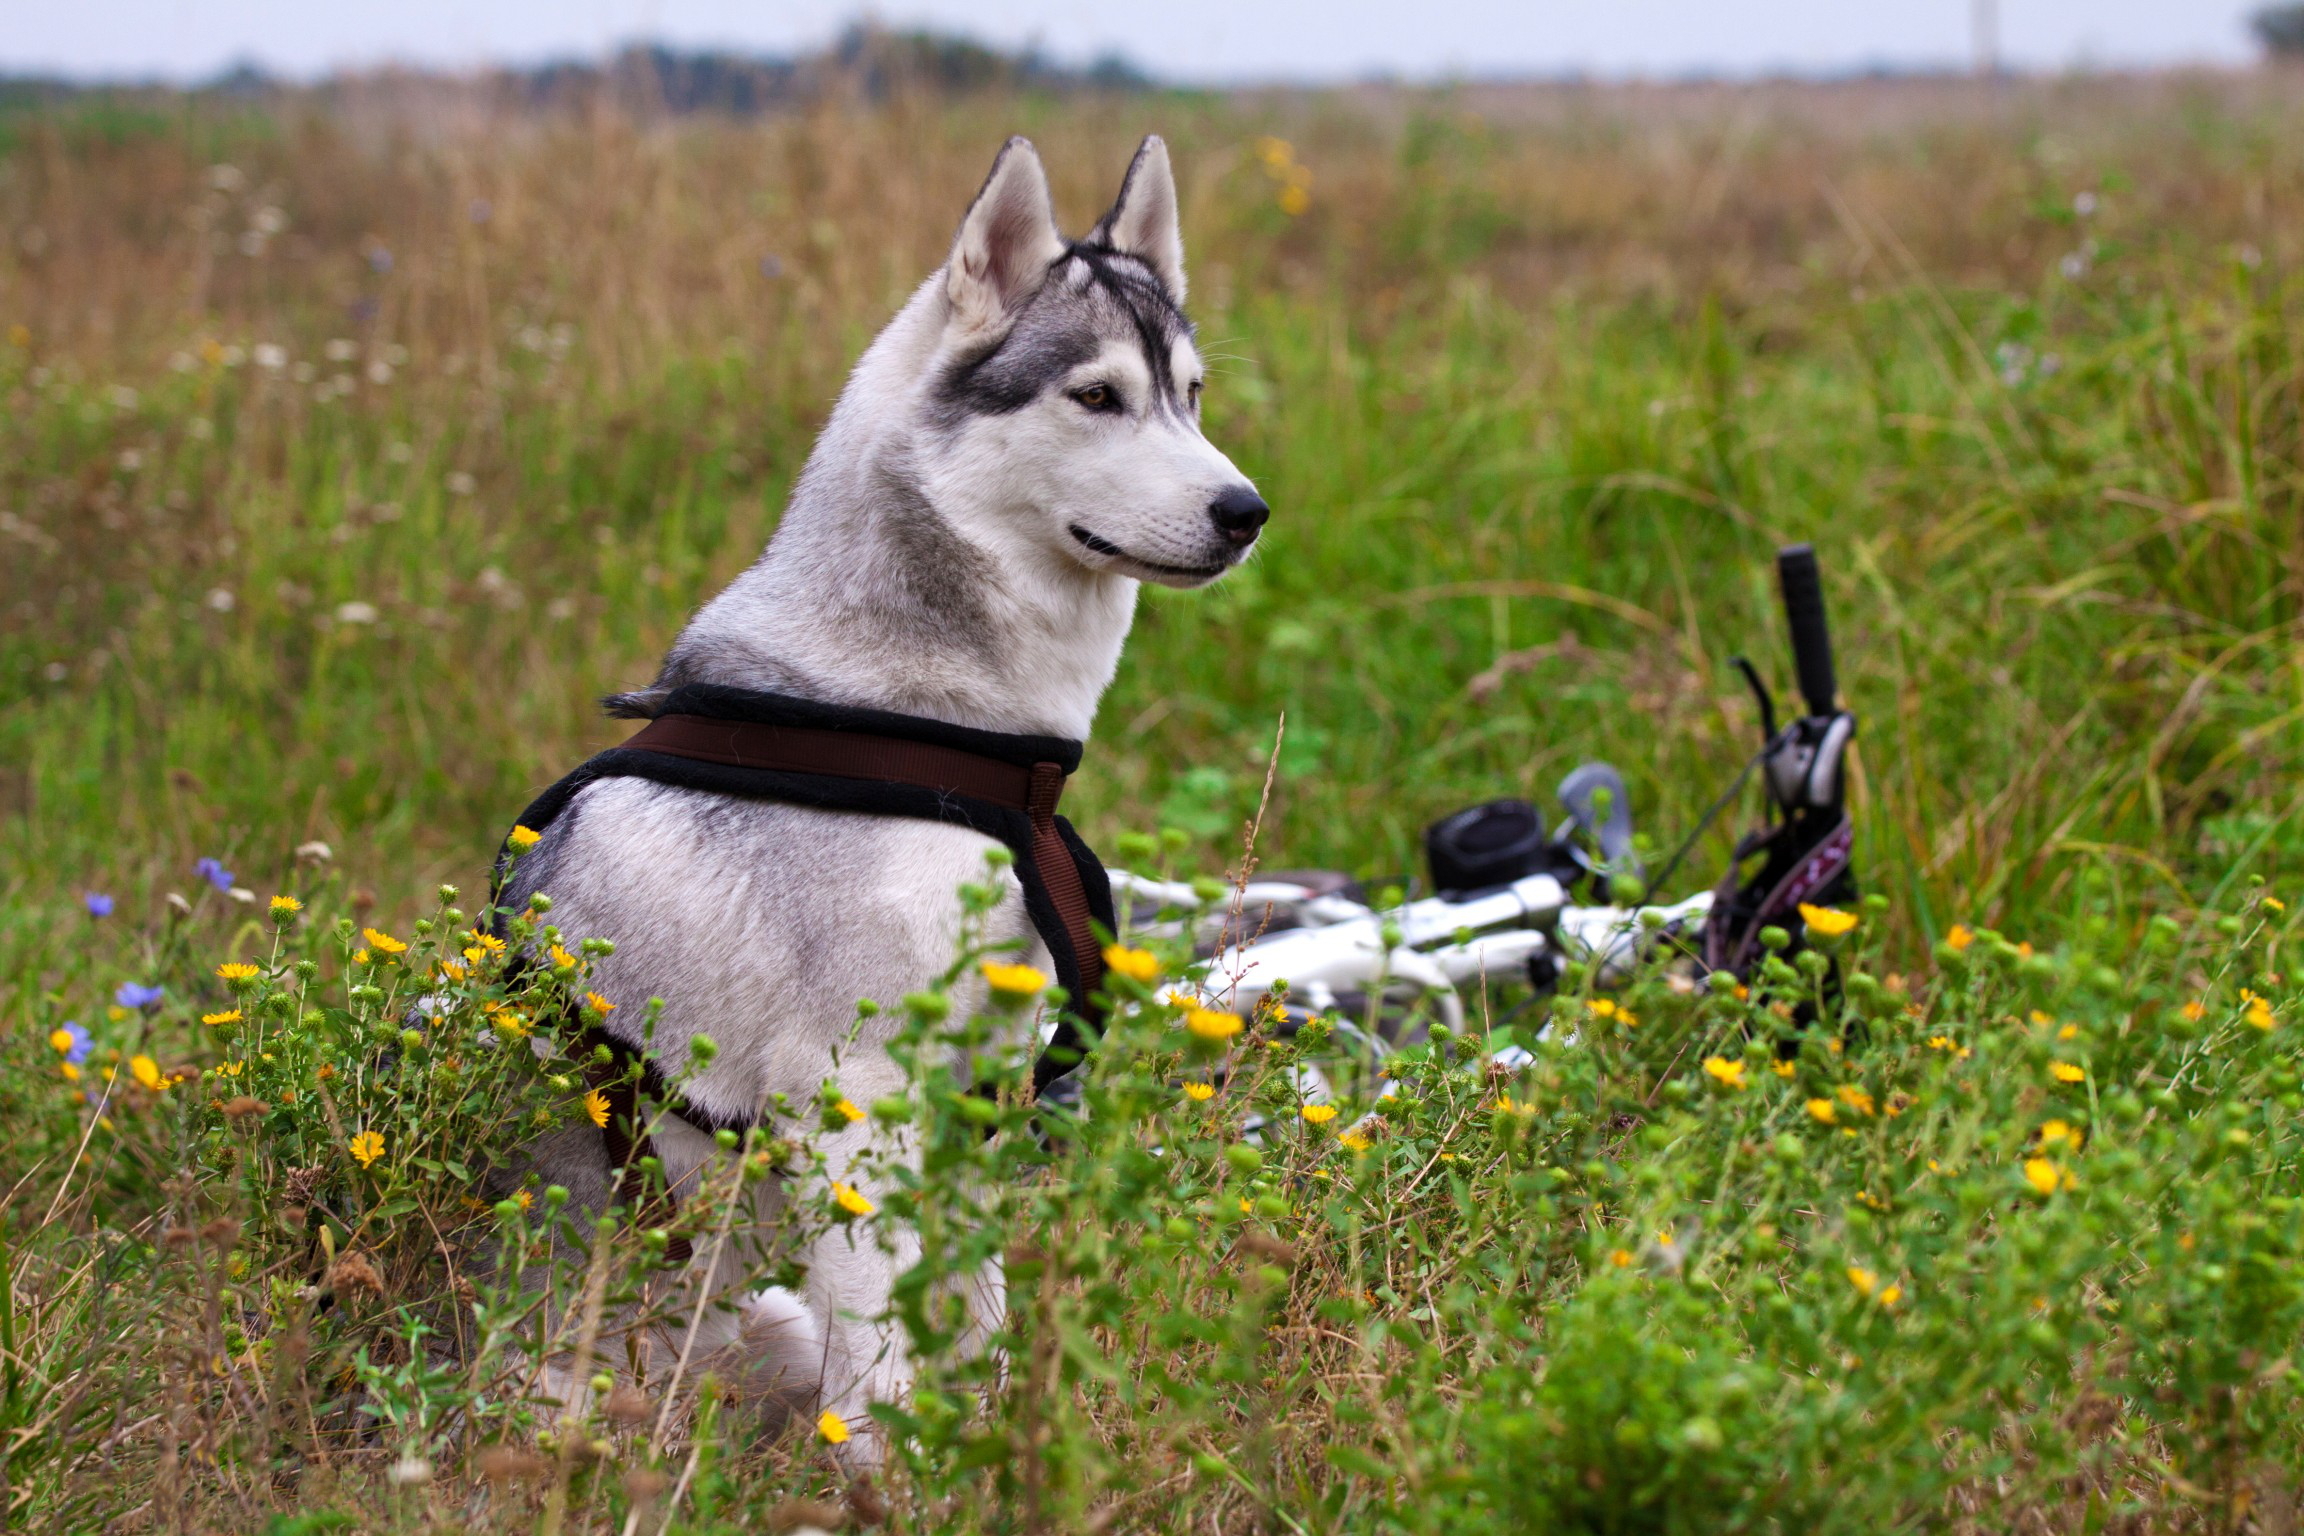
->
53;1021;93;1065
83;891;114;918
115;982;164;1011
195;857;234;891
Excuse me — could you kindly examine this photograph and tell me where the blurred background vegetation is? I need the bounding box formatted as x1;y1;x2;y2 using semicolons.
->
5;33;2304;982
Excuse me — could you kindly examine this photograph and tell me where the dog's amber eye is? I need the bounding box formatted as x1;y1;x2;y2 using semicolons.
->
1073;383;1114;411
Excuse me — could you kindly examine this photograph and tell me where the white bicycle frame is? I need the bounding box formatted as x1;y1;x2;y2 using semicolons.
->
1110;868;1713;1038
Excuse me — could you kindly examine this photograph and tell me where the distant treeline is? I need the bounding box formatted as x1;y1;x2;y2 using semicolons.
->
0;25;1155;112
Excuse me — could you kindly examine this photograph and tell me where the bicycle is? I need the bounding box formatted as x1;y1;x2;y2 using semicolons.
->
1103;543;1857;1108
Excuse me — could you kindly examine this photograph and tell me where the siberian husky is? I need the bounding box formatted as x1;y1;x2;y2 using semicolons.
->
500;135;1266;1461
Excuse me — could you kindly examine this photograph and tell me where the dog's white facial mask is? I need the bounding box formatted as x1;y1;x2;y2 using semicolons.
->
924;136;1265;589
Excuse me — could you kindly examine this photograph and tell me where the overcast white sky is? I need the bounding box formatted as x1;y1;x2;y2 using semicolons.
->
1;2;2269;85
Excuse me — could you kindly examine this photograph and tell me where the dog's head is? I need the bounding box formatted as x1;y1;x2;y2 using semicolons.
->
921;136;1266;589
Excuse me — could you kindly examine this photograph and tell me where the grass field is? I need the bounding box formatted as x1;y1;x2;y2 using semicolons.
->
8;67;2304;1531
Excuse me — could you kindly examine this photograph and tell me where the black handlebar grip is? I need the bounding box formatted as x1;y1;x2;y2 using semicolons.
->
1777;543;1838;717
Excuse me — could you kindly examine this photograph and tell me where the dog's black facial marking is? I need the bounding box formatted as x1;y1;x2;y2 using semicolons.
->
933;319;1103;423
931;241;1196;431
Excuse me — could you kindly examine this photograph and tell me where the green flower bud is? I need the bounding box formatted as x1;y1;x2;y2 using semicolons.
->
1224;1144;1264;1176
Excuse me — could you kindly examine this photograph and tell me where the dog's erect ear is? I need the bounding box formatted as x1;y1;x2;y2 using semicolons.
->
1088;135;1185;302
947;137;1066;337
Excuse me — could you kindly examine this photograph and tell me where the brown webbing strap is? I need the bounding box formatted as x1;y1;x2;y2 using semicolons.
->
1027;762;1106;1008
586;1030;694;1266
624;714;1037;808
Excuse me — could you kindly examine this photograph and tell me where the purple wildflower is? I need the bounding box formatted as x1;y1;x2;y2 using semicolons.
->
115;982;164;1011
83;891;114;918
195;857;234;891
56;1021;92;1065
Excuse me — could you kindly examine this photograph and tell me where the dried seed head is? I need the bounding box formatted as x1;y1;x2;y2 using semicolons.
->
326;1250;384;1299
475;1444;547;1484
602;1386;654;1427
200;1216;242;1248
223;1096;267;1122
1237;1231;1299;1267
161;1225;199;1250
622;1467;669;1502
767;1500;849;1533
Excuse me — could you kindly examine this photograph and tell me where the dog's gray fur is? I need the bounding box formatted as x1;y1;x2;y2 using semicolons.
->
503;136;1261;1460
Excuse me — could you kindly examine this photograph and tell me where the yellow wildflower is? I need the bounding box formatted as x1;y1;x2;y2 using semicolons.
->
1586;997;1637;1026
2057;1023;2079;1041
1702;1056;1747;1090
514;1189;534;1210
834;1097;865;1123
1835;1085;1875;1116
353;950;370;965
1338;1130;1372;1151
349;1130;385;1167
583;1089;611;1129
1182;1081;1216;1101
1770;1059;1797;1078
48;1029;75;1054
269;894;301;915
1300;1103;1339;1125
1846;1266;1877;1296
60;1063;79;1082
438;961;467;982
1806;1098;1838;1125
1944;924;1974;952
202;1009;241;1027
130;1055;162;1090
1102;944;1159;984
216;962;259;982
507;826;541;851
2267;896;2287;913
468;931;506;955
549;944;578;970
1926;1035;1958;1052
1184;1007;1243;1042
2023;1157;2070;1195
215;1060;244;1077
817;1411;850;1444
2038;1119;2081;1150
2049;1061;2086;1084
362;928;408;956
2181;1001;2207;1023
1799;903;1858;938
585;990;615;1015
2245;993;2275;1031
1878;1284;1904;1308
1608;1248;1635;1267
980;961;1048;998
829;1183;877;1218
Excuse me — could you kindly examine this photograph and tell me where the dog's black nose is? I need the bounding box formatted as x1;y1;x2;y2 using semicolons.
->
1209;486;1270;548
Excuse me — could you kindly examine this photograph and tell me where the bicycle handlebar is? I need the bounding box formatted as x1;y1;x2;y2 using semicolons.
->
1776;543;1838;718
